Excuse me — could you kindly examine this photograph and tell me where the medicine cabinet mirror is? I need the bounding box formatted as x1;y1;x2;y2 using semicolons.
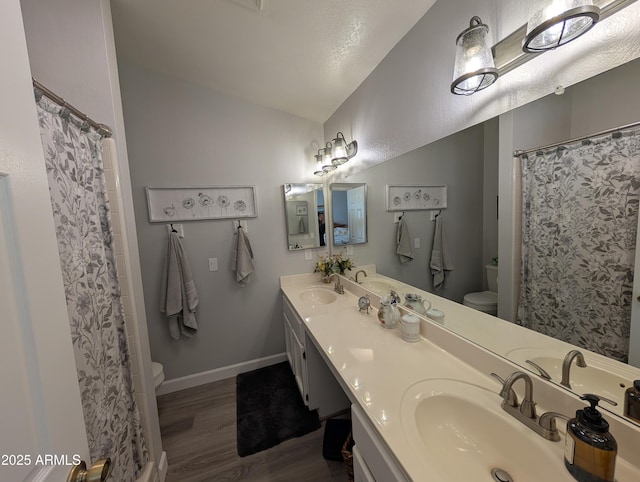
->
283;183;326;250
330;183;368;246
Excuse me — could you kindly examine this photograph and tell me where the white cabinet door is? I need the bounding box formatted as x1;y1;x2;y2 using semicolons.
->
284;313;308;404
0;2;90;479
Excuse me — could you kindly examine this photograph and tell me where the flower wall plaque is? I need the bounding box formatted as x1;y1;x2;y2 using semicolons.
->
145;186;257;221
385;185;447;211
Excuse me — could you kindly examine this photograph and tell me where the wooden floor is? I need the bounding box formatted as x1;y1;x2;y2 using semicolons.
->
157;377;348;482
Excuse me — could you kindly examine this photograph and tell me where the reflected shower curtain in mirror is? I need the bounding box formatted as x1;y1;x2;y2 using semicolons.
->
36;94;148;480
517;127;640;363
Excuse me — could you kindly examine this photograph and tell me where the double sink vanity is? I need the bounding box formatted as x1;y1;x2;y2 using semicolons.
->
280;266;640;482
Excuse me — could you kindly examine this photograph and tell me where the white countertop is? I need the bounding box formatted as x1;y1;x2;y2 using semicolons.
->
280;271;640;482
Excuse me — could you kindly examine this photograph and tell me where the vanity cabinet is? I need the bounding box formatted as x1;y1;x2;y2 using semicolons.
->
352;404;407;481
283;295;350;418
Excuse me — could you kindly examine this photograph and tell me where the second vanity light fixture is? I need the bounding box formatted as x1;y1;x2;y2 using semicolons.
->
314;132;358;176
451;0;604;95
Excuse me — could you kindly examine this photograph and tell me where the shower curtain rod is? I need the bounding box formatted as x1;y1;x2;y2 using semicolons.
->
32;78;112;138
513;119;640;158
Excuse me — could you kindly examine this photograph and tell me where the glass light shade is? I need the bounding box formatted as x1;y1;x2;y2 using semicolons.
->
451;17;498;95
331;133;348;164
523;0;600;53
314;151;325;176
322;163;337;173
346;140;358;159
323;143;333;164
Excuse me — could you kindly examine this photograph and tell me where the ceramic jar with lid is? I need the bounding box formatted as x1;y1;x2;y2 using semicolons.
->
401;313;421;342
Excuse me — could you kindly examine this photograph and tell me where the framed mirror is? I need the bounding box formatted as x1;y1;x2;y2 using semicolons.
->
330;183;367;246
283;183;326;250
334;58;640;424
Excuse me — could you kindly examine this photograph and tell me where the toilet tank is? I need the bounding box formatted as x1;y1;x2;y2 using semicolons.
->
485;264;498;292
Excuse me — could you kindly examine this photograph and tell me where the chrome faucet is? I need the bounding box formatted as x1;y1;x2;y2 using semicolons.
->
561;350;587;389
354;269;368;283
500;371;537;418
329;273;344;294
494;370;562;441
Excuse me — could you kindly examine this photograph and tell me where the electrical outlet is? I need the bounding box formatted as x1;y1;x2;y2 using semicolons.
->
414;238;420;249
304;249;313;260
208;257;218;271
346;245;353;255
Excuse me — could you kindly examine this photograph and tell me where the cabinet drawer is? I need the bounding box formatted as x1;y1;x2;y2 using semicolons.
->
352;404;407;482
283;295;304;340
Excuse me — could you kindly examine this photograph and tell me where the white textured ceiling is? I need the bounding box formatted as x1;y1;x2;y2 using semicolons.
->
110;0;437;123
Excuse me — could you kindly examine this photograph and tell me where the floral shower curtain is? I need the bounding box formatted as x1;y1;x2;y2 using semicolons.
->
518;127;640;363
36;93;148;480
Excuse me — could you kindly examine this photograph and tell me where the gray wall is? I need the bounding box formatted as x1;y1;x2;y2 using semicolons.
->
119;63;324;380
338;124;489;303
323;0;640;177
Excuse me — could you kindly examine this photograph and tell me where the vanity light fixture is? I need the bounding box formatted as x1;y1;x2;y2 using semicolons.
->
330;132;358;165
451;1;632;95
522;0;600;53
451;16;499;95
313;136;358;176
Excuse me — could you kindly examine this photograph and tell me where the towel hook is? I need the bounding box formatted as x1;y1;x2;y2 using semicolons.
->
170;223;178;233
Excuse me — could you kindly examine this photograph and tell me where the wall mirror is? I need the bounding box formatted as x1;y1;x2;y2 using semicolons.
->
283;183;326;250
329;183;367;246
340;57;640;424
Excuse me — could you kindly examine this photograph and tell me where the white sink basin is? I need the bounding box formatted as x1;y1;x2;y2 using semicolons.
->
298;288;337;307
360;278;399;295
400;378;571;481
505;347;636;416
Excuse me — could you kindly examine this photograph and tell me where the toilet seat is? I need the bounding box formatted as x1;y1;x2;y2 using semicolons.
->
463;291;497;313
152;362;165;390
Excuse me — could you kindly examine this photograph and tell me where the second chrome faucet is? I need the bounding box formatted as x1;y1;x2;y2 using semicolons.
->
493;370;563;441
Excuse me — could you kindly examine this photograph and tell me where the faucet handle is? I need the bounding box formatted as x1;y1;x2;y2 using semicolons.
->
490;373;518;407
538;411;569;441
525;359;552;380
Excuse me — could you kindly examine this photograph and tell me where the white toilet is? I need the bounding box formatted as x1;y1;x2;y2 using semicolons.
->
152;362;165;391
463;265;498;315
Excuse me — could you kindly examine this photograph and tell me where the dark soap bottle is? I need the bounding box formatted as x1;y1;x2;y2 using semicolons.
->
564;394;617;482
624;380;640;423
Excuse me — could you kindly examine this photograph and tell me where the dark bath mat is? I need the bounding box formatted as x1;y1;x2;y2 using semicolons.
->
236;361;321;457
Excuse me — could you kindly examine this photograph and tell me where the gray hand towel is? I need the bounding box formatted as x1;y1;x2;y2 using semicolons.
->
396;217;413;263
430;216;453;291
160;232;199;339
232;227;255;286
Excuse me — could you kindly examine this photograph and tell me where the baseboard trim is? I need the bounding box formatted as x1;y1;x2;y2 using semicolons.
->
157;451;167;482
156;353;287;395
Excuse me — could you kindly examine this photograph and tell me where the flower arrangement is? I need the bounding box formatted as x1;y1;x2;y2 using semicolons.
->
332;253;354;275
313;253;355;277
313;254;334;277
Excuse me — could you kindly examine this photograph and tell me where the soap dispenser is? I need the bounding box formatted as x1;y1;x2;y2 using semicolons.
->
564;394;617;482
623;380;640;423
